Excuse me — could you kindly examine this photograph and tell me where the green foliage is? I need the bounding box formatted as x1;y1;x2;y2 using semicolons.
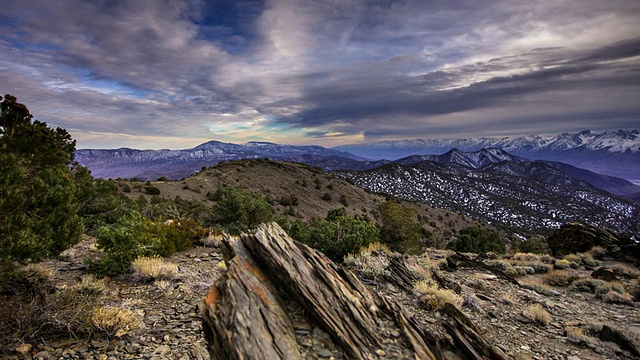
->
279;194;299;206
145;218;208;257
321;192;332;201
206;187;274;234
289;208;380;262
377;201;423;254
447;226;506;254
88;210;150;278
0;95;83;273
145;185;160;195
514;237;550;254
339;194;348;207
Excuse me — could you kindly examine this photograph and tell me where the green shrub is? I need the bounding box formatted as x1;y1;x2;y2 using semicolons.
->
206;187;274;235
321;193;332;201
145;186;160;195
447;227;506;254
289;208;380;262
569;278;606;293
88;210;151;278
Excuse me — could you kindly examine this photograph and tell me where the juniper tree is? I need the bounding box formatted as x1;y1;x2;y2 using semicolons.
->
0;95;83;272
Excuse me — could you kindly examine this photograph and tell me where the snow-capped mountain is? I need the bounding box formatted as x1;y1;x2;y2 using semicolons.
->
333;129;640;182
334;148;640;234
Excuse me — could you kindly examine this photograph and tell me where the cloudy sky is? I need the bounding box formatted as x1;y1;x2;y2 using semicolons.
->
1;0;639;149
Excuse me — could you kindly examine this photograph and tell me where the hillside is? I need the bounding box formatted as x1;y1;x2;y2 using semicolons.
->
334;149;640;234
121;159;491;245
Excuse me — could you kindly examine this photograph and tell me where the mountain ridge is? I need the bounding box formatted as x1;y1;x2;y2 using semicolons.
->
333;129;640;181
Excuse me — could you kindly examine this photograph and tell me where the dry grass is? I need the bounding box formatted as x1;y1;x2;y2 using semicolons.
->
199;232;225;247
91;306;142;337
520;278;556;296
563;254;581;264
502;293;515;305
604;291;634;304
215;260;228;270
554;259;571;269
131;256;178;280
344;248;391;280
523;304;551;326
414;280;463;310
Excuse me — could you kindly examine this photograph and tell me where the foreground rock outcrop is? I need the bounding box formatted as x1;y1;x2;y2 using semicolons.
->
200;223;508;360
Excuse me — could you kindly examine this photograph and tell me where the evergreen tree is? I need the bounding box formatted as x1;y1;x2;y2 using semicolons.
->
0;95;83;271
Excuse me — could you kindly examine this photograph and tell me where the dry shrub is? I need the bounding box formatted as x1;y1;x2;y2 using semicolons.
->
360;242;391;255
604;291;634;304
215;260;228;270
554;259;571;269
523;304;551;326
540;254;556;264
563;254;581;263
579;252;598;267
566;325;591;344
543;270;579;287
344;248;390;280
588;246;607;259
199;232;224;247
131;256;178;280
414;280;463;310
91;306;141;337
611;263;640;278
520;279;556;296
502;293;515;305
514;253;540;262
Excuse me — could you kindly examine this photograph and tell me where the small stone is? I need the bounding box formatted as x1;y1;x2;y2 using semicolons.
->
318;349;332;357
566;356;581;360
155;345;171;355
34;351;51;359
16;344;32;355
375;349;386;356
520;345;530;351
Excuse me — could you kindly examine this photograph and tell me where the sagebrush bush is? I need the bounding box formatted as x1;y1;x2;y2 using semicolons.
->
566;325;591;344
554;259;571;269
543;271;579;286
523;304;551;326
569;278;606;294
514;253;540;262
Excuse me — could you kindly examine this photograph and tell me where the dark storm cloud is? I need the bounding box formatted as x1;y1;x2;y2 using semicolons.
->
0;0;639;148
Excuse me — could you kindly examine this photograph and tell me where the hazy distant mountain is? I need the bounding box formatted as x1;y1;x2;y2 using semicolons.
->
76;141;365;180
333;129;640;182
334;148;640;234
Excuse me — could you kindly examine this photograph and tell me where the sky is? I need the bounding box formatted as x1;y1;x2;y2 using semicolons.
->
1;0;639;150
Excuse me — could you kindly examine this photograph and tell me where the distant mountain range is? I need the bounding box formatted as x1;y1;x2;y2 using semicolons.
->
76;137;640;202
75;141;364;180
334;148;640;234
333;129;640;182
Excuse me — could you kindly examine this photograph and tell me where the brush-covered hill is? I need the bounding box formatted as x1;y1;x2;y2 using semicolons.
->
120;159;496;245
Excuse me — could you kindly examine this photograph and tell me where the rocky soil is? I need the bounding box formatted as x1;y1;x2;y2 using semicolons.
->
2;232;639;359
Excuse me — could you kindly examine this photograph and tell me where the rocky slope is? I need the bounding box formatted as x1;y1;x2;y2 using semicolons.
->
3;225;639;359
334;150;640;234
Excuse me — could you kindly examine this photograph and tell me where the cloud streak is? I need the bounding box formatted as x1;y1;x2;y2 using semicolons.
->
1;0;639;148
